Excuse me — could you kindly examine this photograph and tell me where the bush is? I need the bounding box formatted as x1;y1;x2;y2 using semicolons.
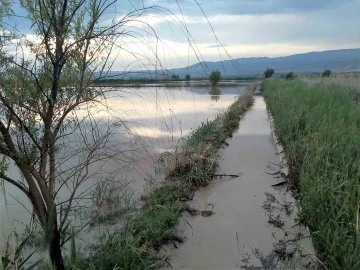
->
185;74;191;81
285;72;294;80
209;70;221;86
171;74;179;80
263;68;275;78
322;69;331;77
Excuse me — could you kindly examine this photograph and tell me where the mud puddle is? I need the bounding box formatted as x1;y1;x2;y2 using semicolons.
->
162;95;318;269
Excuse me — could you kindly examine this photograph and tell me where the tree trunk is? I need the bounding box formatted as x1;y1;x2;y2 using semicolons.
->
49;218;65;270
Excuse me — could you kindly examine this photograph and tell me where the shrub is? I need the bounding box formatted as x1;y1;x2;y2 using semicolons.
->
322;69;331;77
263;68;275;78
285;72;294;80
209;70;222;86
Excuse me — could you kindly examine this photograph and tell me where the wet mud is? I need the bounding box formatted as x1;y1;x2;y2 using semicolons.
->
162;95;318;269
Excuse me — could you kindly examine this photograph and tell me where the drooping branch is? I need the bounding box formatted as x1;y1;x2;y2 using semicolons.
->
0;175;30;196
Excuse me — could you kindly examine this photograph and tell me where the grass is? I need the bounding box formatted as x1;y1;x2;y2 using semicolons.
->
186;120;220;148
263;77;360;270
68;229;168;270
68;83;256;269
300;74;360;105
88;180;136;227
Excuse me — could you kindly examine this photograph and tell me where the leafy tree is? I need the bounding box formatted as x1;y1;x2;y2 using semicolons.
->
209;70;222;86
264;68;275;78
322;69;332;77
285;72;294;80
185;74;191;81
171;74;179;80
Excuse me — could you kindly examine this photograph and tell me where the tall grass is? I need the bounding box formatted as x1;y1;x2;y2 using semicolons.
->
263;78;360;270
300;74;360;105
68;83;256;269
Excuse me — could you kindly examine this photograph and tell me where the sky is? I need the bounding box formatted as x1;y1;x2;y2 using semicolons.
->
143;0;360;68
4;0;360;70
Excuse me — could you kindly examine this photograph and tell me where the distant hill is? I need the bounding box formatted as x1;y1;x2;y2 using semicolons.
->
104;48;360;79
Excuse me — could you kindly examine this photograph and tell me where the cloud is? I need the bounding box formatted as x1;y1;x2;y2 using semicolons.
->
145;0;357;16
3;0;360;70
206;44;229;48
152;0;360;50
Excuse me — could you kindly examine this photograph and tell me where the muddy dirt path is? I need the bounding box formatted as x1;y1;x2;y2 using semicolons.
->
162;91;317;269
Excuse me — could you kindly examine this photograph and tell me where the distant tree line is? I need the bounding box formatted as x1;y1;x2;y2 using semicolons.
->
263;68;334;79
92;68;335;86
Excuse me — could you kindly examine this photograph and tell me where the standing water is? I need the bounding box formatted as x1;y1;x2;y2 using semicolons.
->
162;93;316;269
0;82;253;249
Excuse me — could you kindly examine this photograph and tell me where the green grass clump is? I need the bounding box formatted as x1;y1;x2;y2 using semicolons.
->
145;184;186;205
263;78;360;269
186;120;220;148
132;202;184;250
68;229;167;270
223;85;254;135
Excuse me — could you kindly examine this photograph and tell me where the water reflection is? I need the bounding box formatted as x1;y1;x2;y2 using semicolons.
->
209;86;222;102
0;83;254;247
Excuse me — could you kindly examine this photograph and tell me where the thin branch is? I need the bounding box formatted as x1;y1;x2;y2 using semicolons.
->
0;94;42;151
1;175;30;196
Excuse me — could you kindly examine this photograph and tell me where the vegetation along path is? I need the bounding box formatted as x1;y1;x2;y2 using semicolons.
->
263;77;360;270
162;85;318;270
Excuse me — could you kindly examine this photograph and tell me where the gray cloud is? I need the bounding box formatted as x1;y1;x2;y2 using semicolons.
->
147;0;357;16
206;44;229;48
154;0;360;49
3;0;360;69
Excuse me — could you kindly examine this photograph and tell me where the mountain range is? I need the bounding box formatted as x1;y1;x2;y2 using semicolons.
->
106;48;360;79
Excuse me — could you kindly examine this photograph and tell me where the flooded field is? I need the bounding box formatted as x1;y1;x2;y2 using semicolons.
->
0;82;253;247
